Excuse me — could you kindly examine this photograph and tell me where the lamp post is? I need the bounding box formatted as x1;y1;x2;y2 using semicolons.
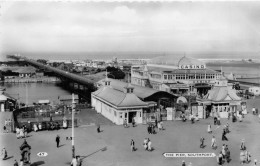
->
72;93;76;158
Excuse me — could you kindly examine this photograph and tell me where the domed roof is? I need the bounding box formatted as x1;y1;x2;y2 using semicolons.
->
178;56;205;66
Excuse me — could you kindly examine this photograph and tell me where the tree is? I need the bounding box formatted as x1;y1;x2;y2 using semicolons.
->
108;70;125;79
37;59;47;65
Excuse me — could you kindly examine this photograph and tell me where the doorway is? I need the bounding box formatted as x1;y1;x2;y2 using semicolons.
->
128;112;136;123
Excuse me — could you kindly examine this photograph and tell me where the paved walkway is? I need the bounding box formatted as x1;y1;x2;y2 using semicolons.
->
1;99;260;166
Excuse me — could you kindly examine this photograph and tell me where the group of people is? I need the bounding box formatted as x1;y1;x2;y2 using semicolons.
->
3;119;12;133
71;155;82;166
15;125;28;139
217;144;231;165
239;139;253;164
143;138;152;151
181;113;199;124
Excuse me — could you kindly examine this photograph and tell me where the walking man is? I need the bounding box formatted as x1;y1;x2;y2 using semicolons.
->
182;160;186;166
211;136;217;149
14;159;18;166
240;139;246;150
132;117;135;127
1;147;7;160
200;137;205;148
222;129;228;141
130;139;135;152
56;135;60;148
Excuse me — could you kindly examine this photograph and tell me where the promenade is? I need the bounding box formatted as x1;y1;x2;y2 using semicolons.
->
1;99;260;166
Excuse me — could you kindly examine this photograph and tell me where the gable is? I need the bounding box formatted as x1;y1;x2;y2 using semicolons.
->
224;95;232;101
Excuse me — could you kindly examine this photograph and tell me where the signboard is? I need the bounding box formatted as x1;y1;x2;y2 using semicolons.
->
197;106;204;118
179;64;206;70
166;107;173;120
163;152;216;158
170;84;189;88
37;152;48;157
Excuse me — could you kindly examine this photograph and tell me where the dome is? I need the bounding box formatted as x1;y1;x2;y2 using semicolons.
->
177;96;188;104
178;56;205;66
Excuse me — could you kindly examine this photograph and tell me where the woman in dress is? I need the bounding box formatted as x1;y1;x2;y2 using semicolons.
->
148;139;152;151
207;124;212;133
240;151;246;164
143;138;148;150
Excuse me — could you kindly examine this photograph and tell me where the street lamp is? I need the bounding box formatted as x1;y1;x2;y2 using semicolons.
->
72;93;76;158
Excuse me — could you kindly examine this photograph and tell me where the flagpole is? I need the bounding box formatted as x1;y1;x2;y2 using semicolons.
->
72;93;75;158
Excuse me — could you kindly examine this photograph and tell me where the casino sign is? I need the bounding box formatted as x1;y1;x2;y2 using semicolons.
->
179;64;206;70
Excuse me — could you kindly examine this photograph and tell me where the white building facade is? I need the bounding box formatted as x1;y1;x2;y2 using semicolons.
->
131;56;222;96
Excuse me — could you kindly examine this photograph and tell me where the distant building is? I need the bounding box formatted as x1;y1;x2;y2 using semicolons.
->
197;79;242;118
94;78;177;124
59;95;79;105
0;88;17;112
131;56;222;97
249;87;260;96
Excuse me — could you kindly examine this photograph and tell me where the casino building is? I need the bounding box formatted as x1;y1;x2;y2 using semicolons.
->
131;56;222;96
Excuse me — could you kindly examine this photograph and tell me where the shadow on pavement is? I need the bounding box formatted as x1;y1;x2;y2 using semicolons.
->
31;161;45;166
3;156;13;160
58;144;65;148
81;146;107;160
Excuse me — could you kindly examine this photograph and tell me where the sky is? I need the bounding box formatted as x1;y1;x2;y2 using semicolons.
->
1;1;260;58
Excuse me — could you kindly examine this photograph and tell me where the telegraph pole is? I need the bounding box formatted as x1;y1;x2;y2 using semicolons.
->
72;93;76;158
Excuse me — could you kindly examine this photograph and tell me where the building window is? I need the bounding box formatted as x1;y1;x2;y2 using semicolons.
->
164;75;167;80
168;75;172;80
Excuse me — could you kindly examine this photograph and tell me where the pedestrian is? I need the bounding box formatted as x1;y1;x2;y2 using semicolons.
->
71;156;77;166
221;144;226;160
228;111;231;120
132;117;135;127
3;125;7;133
240;151;246;164
222;129;228;141
97;124;100;133
218;151;223;165
16;128;20;139
14;159;19;166
182;160;186;166
24;127;28;138
130;139;135;152
155;119;158;128
217;116;221;125
190;114;194;124
38;123;42;131
253;159;257;166
143;138;148;150
246;151;251;163
226;147;230;163
148;139;152;151
252;107;256;115
207;124;212;133
33;123;38;132
211;136;217;149
123;119;128;128
200;137;205;148
56;135;60;148
226;123;230;133
19;159;23;166
4;119;7;126
240;139;246;150
214;117;217;125
63;119;67;129
1;147;7;160
76;156;82;166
